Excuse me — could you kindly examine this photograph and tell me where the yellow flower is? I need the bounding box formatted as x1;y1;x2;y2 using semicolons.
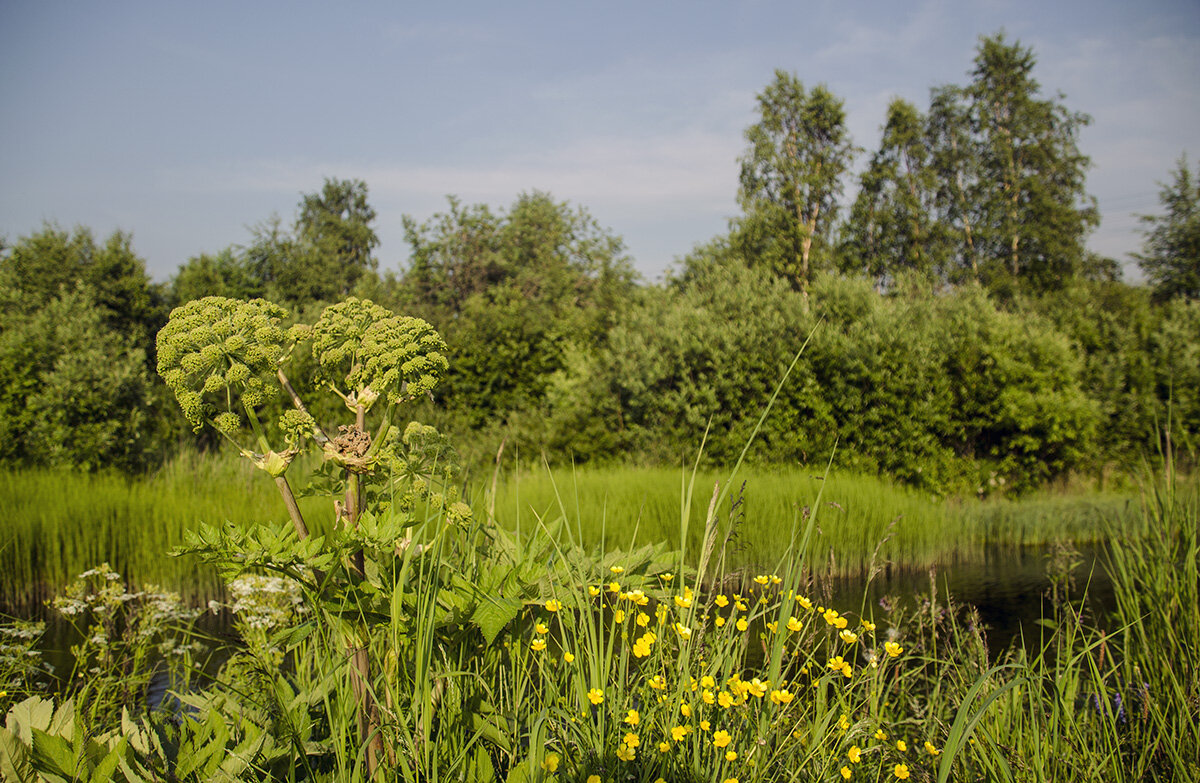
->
848;745;862;763
636;612;650;626
839;630;859;644
649;675;667;690
587;688;604;705
841;766;852;780
671;725;690;742
715;616;727;627
675;622;692;639
769;689;794;705
861;619;876;631
625;709;640;726
700;719;710;732
608;581;621;593
680;702;692;717
702;689;715;705
712;730;732;748
798;596;813;610
588;585;601;597
874;729;888;741
925;741;941;756
746;678;768;698
541;752;560;772
723;778;739;783
754;574;770;585
735;601;749;612
563;651;575;663
545;599;562;612
674;594;692;608
531;638;546;652
735;618;749;632
770;574;782;585
616;743;636;762
893;764;910;780
896;740;907;752
718;690;734;708
535;621;549;635
787;616;803;632
624;732;640;748
835;616;848;629
725;750;738;761
715;594;729;608
885;641;904;658
838;713;850;731
660;572;674;582
766;621;779;633
614;609;626;623
587;776;601;783
657;741;670;753
823;608;840;625
700;674;715;688
610;565;625;574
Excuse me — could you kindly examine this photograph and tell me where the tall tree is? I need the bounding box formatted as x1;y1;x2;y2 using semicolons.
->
736;71;856;293
957;33;1098;292
1135;155;1200;301
842;98;946;283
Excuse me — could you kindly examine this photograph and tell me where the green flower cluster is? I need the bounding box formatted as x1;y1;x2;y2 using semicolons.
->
309;297;447;409
156;297;288;431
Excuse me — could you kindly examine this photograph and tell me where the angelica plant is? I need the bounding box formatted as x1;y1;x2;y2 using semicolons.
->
158;294;456;778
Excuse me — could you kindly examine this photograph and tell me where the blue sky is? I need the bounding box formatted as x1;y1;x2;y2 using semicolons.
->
2;1;1198;282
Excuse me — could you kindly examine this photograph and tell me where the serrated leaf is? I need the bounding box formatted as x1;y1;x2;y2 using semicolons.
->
472;596;524;645
30;729;76;780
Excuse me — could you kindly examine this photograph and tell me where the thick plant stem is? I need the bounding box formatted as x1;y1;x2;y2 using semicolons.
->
344;401;381;777
274;476;310;541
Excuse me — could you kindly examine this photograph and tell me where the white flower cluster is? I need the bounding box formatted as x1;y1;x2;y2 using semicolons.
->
226;574;308;631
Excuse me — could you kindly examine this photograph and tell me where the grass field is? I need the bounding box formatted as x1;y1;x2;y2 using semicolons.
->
0;452;1141;610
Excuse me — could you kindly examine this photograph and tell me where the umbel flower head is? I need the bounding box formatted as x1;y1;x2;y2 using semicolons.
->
309;297;448;411
156;297;289;431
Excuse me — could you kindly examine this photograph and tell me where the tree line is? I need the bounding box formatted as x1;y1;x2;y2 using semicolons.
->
1;32;1196;493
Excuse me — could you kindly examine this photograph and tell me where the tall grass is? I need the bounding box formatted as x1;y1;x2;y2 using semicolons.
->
0;453;1140;611
0;452;332;610
489;464;1139;573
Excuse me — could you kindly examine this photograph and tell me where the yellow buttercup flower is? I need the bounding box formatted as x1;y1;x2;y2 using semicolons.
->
769;689;794;705
746;678;768;698
660;572;674;582
535;621;549;635
848;745;862;763
797;596;813;610
766;621;779;633
675;622;692;639
770;574;782;585
736;618;749;632
614;609;626;623
715;616;727;627
787;616;803;632
541;753;560;772
545;599;562;612
625;709;640;725
608;581;621;593
838;713;850;731
841;766;852;780
671;725;690;742
725;750;737;761
700;719;710;732
637;611;650;626
874;729;888;741
616;743;636;761
896;740;907;752
893;764;910;780
588;585;601;597
754;574;770;585
925;741;941;756
624;732;640;748
702;689;715;705
674;594;692;608
658;741;670;753
563;651;575;663
712;730;732;748
649;675;667;690
700;675;715;688
885;641;904;658
587;776;601;783
839;630;859;644
718;690;734;708
531;638;546;651
610;565;625;575
587;688;604;705
861;619;876;631
715;594;729;608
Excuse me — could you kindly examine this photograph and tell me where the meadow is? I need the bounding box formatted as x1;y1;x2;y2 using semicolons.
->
0;454;1140;612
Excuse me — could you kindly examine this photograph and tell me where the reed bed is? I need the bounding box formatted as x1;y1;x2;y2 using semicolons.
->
1;455;1138;610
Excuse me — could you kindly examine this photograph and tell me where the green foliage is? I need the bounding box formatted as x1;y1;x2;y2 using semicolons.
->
736;71;857;292
0;286;156;471
1135;155;1200;302
171;248;265;304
